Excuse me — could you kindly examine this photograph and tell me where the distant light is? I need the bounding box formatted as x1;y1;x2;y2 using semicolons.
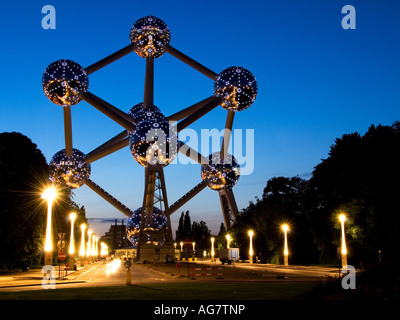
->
339;214;346;223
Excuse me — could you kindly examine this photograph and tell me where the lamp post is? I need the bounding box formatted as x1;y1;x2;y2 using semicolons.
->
42;186;57;266
87;230;92;260
69;212;77;270
281;224;289;266
226;234;231;249
339;214;348;268
211;237;215;262
248;230;254;264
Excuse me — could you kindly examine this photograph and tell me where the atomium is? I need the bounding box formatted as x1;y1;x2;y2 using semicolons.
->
49;148;91;188
214;66;258;112
44;15;258;254
129;117;177;167
128;103;164;124
126;207;168;247
201;152;240;191
42;59;89;107
129;15;171;59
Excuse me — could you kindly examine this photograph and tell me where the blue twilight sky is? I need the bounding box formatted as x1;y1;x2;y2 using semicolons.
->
0;0;399;237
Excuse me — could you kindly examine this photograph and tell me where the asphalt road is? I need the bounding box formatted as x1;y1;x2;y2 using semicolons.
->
0;259;341;292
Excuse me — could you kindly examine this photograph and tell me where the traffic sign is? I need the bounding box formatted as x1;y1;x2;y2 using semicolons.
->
58;251;66;261
183;239;192;247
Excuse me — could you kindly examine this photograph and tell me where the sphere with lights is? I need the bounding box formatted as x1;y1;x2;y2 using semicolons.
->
42;59;88;107
49;148;91;189
126;207;169;247
201;152;240;191
129;15;171;59
128;103;164;124
213;66;258;112
129;116;178;167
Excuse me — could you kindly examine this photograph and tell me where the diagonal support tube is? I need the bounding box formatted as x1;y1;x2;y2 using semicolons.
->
166;96;217;122
168;180;208;215
83;178;133;217
86;136;130;164
178;141;209;167
176;96;222;132
164;45;218;80
79;91;135;132
84;43;137;75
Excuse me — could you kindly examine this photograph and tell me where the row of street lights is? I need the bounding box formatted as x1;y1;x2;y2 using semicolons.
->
207;216;348;266
41;186;108;266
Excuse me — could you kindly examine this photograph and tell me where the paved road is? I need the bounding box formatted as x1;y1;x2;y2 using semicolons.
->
0;259;341;292
0;260;167;292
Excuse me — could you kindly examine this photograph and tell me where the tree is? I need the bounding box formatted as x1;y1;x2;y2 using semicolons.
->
0;132;50;268
305;122;400;264
175;210;192;241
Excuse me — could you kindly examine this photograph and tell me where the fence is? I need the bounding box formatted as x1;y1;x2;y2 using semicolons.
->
189;266;223;279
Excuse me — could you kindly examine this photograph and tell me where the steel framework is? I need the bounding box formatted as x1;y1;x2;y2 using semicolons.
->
42;15;258;260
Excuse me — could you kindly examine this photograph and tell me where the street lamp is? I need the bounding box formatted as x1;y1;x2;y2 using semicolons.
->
68;212;77;255
87;230;92;258
41;186;58;265
211;237;215;262
339;214;348;268
79;224;86;257
248;230;254;264
192;242;196;251
92;234;96;258
180;241;183;252
281;224;289;266
226;234;231;249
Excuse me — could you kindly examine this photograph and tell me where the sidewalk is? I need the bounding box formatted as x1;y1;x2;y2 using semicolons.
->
0;262;101;289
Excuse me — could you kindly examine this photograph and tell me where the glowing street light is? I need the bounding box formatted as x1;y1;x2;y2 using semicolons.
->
100;242;108;256
180;241;183;252
79;224;86;257
68;212;77;255
211;237;215;262
42;186;58;265
226;234;231;248
281;224;289;266
248;230;254;264
192;242;196;251
87;230;92;257
92;234;96;257
339;214;348;268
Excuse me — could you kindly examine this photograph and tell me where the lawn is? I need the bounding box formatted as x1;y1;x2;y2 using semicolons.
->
0;281;319;300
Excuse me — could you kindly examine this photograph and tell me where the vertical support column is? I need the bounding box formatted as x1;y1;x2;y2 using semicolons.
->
138;164;174;262
143;57;154;109
63;106;73;157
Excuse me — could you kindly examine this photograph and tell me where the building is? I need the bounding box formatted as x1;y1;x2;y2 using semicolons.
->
100;219;131;252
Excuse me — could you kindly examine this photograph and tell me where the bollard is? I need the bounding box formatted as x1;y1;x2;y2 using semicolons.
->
124;260;132;286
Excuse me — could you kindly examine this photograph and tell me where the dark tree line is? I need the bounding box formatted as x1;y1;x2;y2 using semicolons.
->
175;210;211;250
223;122;400;266
0;132;87;269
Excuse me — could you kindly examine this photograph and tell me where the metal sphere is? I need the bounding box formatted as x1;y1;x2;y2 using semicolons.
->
126;207;169;247
201;152;240;191
213;66;257;112
49;148;91;188
129;117;177;167
128;103;164;124
129;15;171;59
42;59;88;107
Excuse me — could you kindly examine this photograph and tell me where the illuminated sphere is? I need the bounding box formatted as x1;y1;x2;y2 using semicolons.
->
129;117;177;167
213;66;257;112
49;148;91;189
126;207;169;247
42;59;88;107
201;152;240;191
129;15;171;58
128;103;163;124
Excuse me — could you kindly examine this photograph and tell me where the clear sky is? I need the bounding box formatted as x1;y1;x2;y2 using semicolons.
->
1;0;399;237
